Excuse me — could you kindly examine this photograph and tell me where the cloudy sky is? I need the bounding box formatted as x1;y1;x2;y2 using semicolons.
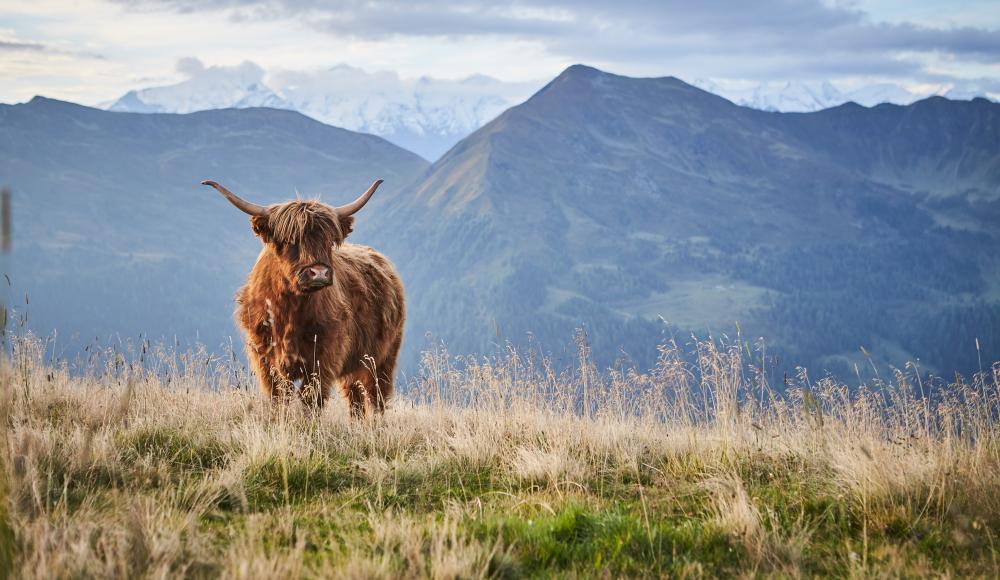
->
1;0;998;105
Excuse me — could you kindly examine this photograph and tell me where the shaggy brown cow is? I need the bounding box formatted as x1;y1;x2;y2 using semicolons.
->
201;178;405;417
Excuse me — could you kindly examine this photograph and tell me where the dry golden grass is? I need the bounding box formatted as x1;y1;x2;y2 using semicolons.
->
1;333;998;577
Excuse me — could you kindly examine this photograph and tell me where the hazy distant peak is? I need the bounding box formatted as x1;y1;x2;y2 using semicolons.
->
690;77;995;113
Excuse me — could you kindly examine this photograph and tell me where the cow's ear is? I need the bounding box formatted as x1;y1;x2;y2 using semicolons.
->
251;215;272;241
338;215;355;241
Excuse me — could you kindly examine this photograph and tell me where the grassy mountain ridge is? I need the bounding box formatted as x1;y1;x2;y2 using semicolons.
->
781;97;1000;196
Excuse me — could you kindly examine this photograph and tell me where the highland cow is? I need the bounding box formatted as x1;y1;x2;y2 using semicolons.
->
201;178;405;417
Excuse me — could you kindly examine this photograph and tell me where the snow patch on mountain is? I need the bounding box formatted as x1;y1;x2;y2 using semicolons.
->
692;78;996;112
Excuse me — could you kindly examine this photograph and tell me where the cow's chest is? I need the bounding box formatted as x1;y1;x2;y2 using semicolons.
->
243;296;339;374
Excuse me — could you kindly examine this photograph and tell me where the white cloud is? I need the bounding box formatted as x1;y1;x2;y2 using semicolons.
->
0;0;996;106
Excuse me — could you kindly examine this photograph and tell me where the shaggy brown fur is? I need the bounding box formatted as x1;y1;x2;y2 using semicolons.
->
234;199;405;417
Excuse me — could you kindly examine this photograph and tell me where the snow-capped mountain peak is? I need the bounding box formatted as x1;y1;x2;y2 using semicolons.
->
109;61;280;114
107;60;540;160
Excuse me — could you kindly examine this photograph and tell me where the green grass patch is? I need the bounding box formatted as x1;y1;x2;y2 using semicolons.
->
475;502;742;577
243;455;356;508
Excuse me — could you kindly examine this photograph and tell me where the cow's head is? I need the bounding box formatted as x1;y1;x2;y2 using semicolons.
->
201;179;383;294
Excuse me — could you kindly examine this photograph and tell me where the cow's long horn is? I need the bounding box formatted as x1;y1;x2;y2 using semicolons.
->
201;180;270;216
333;179;383;217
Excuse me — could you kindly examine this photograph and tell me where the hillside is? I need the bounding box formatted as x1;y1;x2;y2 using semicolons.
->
3;334;999;577
0;97;429;352
375;65;1000;375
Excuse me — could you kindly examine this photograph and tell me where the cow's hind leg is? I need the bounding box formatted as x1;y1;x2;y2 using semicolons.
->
369;353;397;416
369;334;401;415
338;371;368;419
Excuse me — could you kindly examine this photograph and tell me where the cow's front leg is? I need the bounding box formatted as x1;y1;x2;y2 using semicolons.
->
246;346;278;400
298;375;332;409
270;375;295;406
248;348;298;406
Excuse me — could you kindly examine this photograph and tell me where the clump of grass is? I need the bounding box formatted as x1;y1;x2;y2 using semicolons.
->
118;427;229;473
1;332;999;577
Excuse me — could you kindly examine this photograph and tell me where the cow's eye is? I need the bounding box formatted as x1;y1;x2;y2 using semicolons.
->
286;244;300;261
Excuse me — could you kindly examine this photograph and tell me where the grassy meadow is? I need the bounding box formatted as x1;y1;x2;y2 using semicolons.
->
1;333;999;578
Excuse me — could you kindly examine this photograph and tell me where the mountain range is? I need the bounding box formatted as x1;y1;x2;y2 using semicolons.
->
103;61;997;162
691;79;921;113
107;62;539;161
2;65;998;378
